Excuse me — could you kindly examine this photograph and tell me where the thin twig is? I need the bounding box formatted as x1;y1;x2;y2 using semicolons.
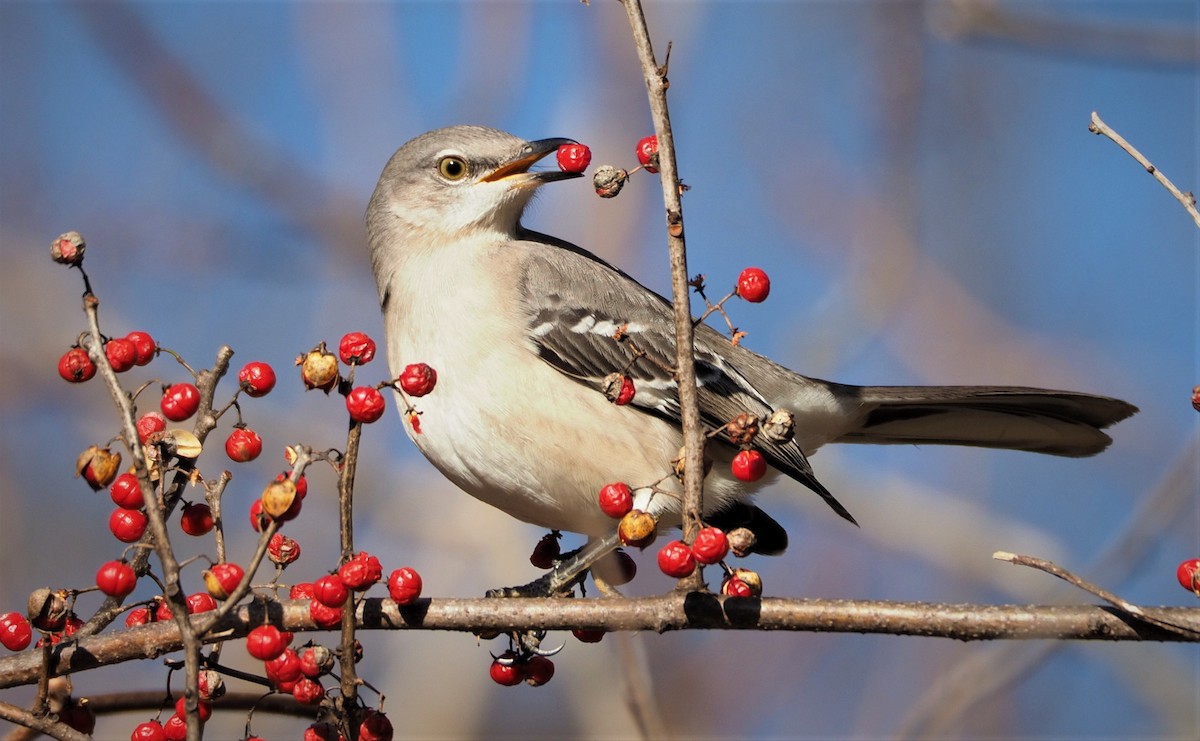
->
1089;111;1200;229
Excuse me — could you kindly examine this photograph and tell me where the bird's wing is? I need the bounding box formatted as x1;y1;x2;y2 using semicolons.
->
514;232;857;524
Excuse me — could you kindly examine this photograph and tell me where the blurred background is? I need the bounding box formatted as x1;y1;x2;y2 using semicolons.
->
1;1;1196;738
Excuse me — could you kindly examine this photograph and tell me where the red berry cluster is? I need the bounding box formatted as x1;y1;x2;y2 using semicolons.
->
489;650;556;688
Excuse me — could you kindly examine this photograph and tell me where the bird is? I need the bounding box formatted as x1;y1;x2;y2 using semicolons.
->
366;125;1137;564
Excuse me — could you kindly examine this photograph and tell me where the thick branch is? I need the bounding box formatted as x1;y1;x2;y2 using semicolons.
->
3;596;1195;689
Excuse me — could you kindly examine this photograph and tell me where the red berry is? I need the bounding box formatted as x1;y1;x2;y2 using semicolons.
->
197;669;225;700
105;337;137;372
125;331;157;365
1176;558;1200;595
110;508;148;542
598;482;634;519
204;562;245;600
131;719;167;741
529;532;561;569
238;361;276;397
304;722;342;741
338;552;383;591
308;598;343;629
185;592;217;614
58;347;96;383
613;375;635;405
359;709;394;741
398;363;437;397
110;472;145;510
269;533;302;567
736;267;771;303
299;645;335;677
313;574;349;608
96;559;138;598
387;567;423;605
656;540;696;578
155;600;173;622
346;386;386;423
58;701;96;735
162;714;187;741
636;135;659;173
135;412;167;443
174;697;212;723
731;449;767;482
276;471;309;500
161;383;201;421
224;427;263;462
289;582;316;600
572;628;605;644
691;526;729;565
338;332;377;365
1192;385;1200;413
180;502;214;536
721;575;753;597
489;651;525;686
245;624;286;660
292;677;326;705
524;655;556;687
265;648;303;686
556;143;592;173
0;612;32;651
124;607;151;628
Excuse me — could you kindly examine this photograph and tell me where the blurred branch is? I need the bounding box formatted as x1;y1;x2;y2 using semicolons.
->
3;595;1197;690
1089;111;1200;229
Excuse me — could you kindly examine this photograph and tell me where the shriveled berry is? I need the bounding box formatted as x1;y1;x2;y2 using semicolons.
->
185;592;217;614
125;331;157;366
0;612;32;651
77;445;122;490
524;655;556;687
136;412;167;443
724;567;762;597
124;607;151;628
762;408;795;444
346;386;386;423
398;363;437;397
110;508;148;542
731;449;767;482
618;509;657;549
50;231;86;266
289;582;316;600
308;598;342;629
180;502;214;536
657;540;696;578
635;135;659;173
338;552;383;590
359;708;395;741
203;562;245;600
387;567;423;605
96;560;138;598
58;347;96;383
489;651;525;686
105;337;137;372
338;332;377;365
1176;558;1200;595
572;628;605;644
556;143;592;173
736;267;771;303
198;669;225;700
593;165;628;198
109;472;145;510
299;645;335;677
602;372;636;405
261;478;299;520
598;482;634;519
131;719;167;741
160;383;201;421
238;361;276;397
292;677;326;705
225;427;263;462
313;574;349;608
529;532;561;569
27;588;69;632
691;526;729;565
298;344;339;392
269;533;302;567
245;624;286;660
726;527;757;557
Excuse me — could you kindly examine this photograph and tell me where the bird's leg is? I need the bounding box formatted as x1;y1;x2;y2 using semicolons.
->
485;531;622;598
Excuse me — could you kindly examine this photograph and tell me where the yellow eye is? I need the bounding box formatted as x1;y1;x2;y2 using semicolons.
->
438;156;468;181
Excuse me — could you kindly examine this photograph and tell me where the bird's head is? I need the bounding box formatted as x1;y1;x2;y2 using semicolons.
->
367;125;581;244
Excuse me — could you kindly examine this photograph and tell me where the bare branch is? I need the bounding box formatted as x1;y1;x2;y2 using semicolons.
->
1089;111;1200;229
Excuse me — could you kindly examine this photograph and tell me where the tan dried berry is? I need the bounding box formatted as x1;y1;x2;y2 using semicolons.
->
729;567;762;596
261;478;298;519
75;445;122;491
593;165;628;199
296;343;339;393
27;588;70;632
724;413;760;446
726;527;757;557
618;509;657;549
671;445;713;481
762;409;795;444
50;231;86;266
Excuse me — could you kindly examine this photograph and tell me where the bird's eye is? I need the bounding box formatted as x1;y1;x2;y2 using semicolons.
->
438;156;468;181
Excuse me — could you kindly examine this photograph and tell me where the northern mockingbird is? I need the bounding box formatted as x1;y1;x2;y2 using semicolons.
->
367;125;1136;577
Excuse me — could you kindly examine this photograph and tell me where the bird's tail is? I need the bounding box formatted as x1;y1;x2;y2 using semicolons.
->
831;385;1138;457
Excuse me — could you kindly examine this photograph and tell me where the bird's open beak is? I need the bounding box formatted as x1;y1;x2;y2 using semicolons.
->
480;137;583;184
